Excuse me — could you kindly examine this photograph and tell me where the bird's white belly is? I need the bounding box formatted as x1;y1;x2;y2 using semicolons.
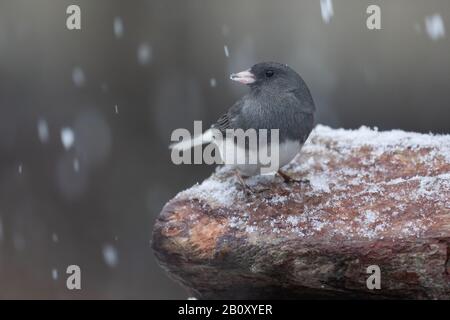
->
215;139;302;176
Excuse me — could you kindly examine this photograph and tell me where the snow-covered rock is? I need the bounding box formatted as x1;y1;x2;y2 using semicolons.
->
153;125;450;299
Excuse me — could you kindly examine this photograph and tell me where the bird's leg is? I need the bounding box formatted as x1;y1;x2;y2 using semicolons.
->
234;171;254;196
277;170;309;184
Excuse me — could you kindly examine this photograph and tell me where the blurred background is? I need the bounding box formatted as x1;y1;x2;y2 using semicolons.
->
0;0;449;299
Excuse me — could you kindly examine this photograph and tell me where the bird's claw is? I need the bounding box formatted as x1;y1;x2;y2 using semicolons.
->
277;170;309;185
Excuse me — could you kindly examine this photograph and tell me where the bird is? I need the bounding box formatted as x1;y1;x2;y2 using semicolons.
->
170;61;315;192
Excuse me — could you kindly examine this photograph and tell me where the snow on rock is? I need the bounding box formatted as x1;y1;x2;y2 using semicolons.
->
309;174;330;193
176;167;243;208
154;125;450;299
166;125;450;241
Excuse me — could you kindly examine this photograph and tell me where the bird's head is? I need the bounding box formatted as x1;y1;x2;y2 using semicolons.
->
230;62;304;92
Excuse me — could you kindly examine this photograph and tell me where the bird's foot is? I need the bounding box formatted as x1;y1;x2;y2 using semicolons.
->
234;171;253;196
234;172;269;196
277;170;309;185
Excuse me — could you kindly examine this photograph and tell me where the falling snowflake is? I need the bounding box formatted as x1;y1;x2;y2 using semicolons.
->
102;244;119;268
320;0;334;24
224;45;230;58
72;67;85;87
425;14;446;40
137;43;152;65
60;127;75;150
114;17;124;38
51;268;58;280
37;118;49;143
210;78;217;87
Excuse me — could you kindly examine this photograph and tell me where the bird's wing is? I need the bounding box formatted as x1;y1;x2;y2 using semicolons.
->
169;129;214;151
212;113;232;133
211;99;245;133
171;100;245;151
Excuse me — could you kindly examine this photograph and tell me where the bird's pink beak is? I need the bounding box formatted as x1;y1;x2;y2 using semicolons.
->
230;69;256;85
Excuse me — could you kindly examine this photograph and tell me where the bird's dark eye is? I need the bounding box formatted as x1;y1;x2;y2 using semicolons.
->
265;70;274;78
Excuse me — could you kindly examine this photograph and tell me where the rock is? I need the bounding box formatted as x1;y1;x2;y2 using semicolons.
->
152;125;450;299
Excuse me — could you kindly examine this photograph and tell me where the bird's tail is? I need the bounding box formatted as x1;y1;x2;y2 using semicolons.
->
169;129;214;151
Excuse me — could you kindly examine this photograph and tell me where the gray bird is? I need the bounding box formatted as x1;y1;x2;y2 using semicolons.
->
171;62;315;190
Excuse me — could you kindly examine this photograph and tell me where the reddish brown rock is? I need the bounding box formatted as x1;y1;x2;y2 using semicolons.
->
153;126;450;299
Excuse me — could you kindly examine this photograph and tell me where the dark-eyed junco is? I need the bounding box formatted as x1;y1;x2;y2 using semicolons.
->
171;62;315;189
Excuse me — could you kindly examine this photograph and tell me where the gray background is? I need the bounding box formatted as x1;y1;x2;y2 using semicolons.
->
0;0;449;299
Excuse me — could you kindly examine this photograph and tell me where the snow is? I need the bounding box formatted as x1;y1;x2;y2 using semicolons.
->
229;215;248;229
37;118;49;143
137;43;152;65
311;125;450;163
176;125;450;241
415;173;450;200
18;164;22;174
178;167;242;207
102;244;119;268
224;45;230;58
310;217;326;232
286;216;300;226
72;67;85;87
309;175;330;193
245;225;258;233
209;78;217;87
51;268;58;280
113;17;124;38
60;127;75;150
425;14;446;40
115;105;119;114
320;0;334;24
364;210;378;224
268;195;288;205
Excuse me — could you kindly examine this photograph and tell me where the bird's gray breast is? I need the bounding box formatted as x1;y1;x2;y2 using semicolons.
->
238;92;315;144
